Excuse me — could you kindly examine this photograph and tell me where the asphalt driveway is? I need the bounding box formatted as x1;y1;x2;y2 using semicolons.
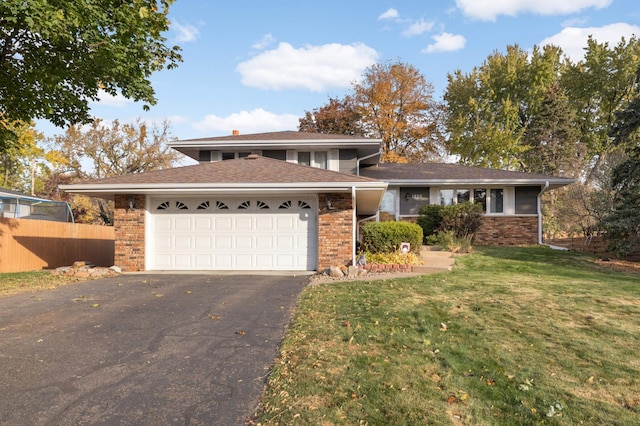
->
0;273;309;425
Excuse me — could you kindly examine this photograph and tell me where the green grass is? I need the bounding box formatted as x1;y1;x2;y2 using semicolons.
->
253;247;640;425
0;271;84;296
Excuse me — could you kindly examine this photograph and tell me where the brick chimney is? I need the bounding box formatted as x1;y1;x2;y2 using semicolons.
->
232;129;240;135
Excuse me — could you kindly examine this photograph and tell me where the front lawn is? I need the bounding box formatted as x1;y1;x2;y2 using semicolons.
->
253;247;640;425
0;271;84;297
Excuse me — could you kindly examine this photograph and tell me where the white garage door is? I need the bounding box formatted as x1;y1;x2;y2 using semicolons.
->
147;197;317;271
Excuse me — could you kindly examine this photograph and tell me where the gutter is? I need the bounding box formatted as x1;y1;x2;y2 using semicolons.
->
356;149;382;176
537;181;550;245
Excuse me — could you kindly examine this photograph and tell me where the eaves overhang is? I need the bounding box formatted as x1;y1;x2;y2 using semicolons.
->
383;178;576;189
60;181;388;200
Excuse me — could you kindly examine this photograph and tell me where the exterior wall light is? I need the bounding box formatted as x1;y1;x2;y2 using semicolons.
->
326;197;335;210
127;196;136;210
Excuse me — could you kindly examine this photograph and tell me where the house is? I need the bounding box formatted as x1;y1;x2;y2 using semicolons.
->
0;187;73;222
60;131;574;272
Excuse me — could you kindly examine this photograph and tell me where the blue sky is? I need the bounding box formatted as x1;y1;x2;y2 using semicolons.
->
38;0;640;141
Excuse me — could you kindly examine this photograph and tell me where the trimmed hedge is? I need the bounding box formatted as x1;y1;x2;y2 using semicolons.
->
361;221;423;254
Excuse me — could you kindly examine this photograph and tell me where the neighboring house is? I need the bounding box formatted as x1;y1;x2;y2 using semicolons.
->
0;187;73;222
60;131;574;272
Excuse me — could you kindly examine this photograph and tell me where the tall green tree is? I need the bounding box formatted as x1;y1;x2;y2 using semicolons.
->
353;61;444;162
0;0;182;148
602;66;640;255
0;119;44;193
445;44;566;169
522;82;584;177
561;36;640;184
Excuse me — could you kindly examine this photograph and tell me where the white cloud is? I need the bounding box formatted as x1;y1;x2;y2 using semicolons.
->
379;8;399;20
455;0;612;21
172;21;200;42
423;32;467;53
252;33;276;50
236;42;379;92
540;22;640;62
402;19;435;37
193;108;300;134
93;90;133;108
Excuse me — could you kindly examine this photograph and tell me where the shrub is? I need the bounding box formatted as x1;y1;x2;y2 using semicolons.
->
418;202;483;243
416;204;445;238
439;202;484;240
361;221;423;254
426;231;474;253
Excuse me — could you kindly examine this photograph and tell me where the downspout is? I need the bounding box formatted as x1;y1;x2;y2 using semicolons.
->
537;181;550;245
352;186;357;267
356;149;382;176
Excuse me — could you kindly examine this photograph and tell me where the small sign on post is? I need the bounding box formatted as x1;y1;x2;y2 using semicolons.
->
400;242;411;254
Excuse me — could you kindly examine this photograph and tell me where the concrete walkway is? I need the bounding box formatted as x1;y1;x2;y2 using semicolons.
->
413;245;456;274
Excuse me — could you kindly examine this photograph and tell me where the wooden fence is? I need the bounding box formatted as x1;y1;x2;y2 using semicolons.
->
0;218;115;273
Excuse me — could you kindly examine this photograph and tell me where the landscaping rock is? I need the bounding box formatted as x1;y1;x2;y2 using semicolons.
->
51;263;122;279
329;266;344;277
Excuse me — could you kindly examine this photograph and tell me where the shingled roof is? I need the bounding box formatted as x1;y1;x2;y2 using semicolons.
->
359;163;575;187
178;130;378;143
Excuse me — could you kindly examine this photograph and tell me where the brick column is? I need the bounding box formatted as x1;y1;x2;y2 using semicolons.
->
317;193;353;271
114;194;146;271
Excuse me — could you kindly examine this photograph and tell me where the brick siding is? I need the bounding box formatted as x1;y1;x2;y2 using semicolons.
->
114;194;146;271
474;216;538;246
318;193;353;270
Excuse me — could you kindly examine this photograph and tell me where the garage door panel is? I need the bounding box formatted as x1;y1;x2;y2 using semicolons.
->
275;216;295;230
215;236;233;249
276;235;294;249
194;217;212;229
155;235;172;250
275;255;295;268
154;217;172;231
256;235;273;248
235;235;253;248
174;235;192;249
256;255;274;268
235;254;253;268
235;217;253;229
214;254;232;268
195;235;212;248
174;217;192;230
148;197;318;271
194;255;212;268
174;254;191;268
214;217;233;230
256;216;274;230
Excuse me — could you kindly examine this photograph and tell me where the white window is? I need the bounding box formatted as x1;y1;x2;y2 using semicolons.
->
296;151;328;169
489;188;504;214
437;187;504;214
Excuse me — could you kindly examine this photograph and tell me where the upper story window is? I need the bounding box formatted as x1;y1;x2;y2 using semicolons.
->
297;151;328;169
221;152;252;160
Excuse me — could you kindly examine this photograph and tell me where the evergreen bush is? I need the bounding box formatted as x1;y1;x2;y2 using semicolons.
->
361;221;423;254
